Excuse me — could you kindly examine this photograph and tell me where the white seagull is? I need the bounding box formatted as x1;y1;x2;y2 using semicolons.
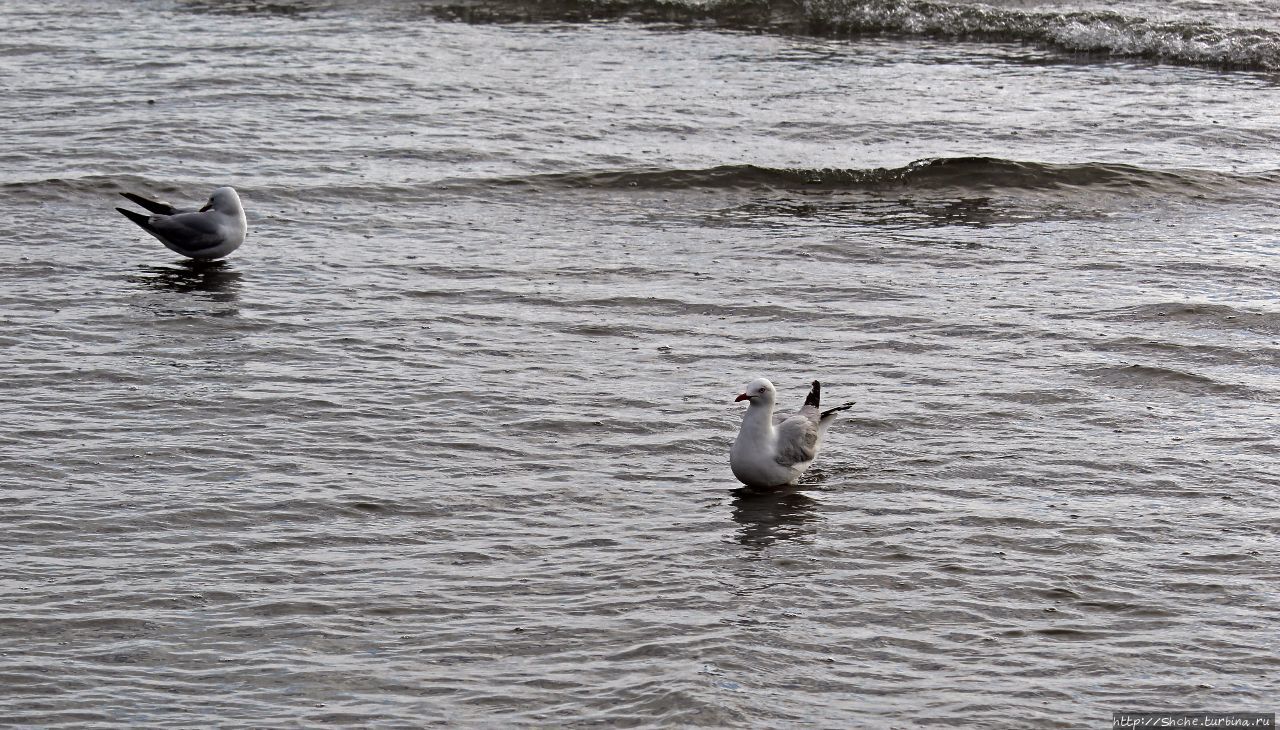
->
730;377;854;489
116;187;247;260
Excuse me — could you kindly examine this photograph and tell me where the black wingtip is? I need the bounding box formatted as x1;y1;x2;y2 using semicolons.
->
820;401;856;419
120;192;178;215
116;206;152;229
804;380;821;409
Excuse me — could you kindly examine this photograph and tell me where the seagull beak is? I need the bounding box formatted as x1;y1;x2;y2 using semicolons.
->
734;393;750;402
199;203;213;212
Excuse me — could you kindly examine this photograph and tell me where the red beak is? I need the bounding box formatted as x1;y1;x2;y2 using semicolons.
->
734;393;750;402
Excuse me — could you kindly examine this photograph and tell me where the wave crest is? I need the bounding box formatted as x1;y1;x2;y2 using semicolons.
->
463;157;1280;196
5;158;1275;205
801;0;1280;70
429;0;1280;71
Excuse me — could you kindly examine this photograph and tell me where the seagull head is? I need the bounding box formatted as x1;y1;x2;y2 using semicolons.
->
200;186;243;214
734;377;775;404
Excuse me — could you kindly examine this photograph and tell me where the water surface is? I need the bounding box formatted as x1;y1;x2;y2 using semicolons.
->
1;0;1278;726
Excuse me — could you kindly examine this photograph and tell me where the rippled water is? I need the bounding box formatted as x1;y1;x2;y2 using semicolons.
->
2;0;1278;726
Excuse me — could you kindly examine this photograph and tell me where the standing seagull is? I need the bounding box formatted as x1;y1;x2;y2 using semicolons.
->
116;187;247;260
730;377;854;489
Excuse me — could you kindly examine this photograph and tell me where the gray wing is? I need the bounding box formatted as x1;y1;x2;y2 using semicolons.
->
773;412;819;467
149;211;226;251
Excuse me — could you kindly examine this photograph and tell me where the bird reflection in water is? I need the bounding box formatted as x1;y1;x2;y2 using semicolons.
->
131;260;242;302
731;487;821;549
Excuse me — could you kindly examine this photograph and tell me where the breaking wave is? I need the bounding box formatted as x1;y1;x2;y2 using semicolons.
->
428;0;1280;71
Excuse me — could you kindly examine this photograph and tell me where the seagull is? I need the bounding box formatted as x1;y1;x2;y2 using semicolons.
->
116;187;247;260
730;377;854;489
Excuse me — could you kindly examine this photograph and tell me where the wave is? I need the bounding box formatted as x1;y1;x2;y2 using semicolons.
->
427;0;1280;72
799;0;1280;71
4;158;1276;205
453;157;1280;197
0;174;191;205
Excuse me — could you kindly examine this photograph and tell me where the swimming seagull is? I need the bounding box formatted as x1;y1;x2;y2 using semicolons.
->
116;187;247;260
730;377;854;489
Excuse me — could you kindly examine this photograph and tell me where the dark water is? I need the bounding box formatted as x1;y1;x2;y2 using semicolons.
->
1;0;1278;726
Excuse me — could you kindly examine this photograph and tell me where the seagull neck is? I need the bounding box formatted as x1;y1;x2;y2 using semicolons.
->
741;400;775;438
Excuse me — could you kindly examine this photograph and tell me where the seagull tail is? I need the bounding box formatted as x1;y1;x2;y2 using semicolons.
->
804;380;821;409
120;192;176;215
116;206;155;233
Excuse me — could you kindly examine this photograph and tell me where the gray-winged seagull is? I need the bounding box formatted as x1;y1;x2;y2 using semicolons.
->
730;378;854;488
116;187;247;260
